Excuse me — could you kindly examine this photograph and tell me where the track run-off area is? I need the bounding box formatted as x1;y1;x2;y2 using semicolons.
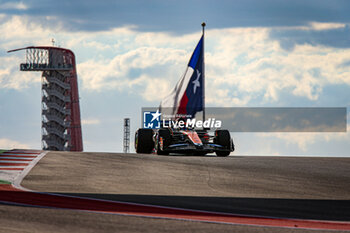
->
0;150;350;233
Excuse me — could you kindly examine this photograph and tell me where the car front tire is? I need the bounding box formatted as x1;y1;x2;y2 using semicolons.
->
214;130;231;157
135;128;154;154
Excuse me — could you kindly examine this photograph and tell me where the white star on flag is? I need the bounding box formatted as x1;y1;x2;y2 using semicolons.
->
192;69;201;94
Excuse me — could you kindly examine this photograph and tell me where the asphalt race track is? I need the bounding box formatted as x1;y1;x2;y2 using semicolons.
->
1;151;350;232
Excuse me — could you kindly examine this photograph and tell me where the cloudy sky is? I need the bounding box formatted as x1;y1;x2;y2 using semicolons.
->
0;0;349;156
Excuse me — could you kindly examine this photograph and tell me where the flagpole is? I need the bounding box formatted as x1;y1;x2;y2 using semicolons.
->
202;22;206;122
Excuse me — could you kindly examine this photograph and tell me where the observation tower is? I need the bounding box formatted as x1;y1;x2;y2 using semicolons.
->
8;46;83;151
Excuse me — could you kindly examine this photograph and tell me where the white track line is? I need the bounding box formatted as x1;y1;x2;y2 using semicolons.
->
0;157;34;160
0;150;46;183
12;151;48;190
1;154;39;156
0;161;30;164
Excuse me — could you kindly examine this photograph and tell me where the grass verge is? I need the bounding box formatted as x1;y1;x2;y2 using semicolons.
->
0;180;11;184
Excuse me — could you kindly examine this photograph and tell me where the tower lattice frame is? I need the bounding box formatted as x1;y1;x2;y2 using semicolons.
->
8;46;83;151
123;118;130;153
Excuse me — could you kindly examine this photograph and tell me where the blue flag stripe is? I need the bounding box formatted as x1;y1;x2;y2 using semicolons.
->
188;36;203;69
184;35;204;118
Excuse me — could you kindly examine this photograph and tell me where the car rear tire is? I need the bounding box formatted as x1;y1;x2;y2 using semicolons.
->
214;130;231;157
135;129;154;154
194;152;207;156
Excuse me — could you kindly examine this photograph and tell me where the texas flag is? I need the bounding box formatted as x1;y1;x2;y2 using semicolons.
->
160;36;204;119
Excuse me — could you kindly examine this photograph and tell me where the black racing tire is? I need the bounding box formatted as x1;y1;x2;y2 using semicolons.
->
216;151;230;157
135;128;154;154
157;129;171;155
214;130;231;157
194;152;207;156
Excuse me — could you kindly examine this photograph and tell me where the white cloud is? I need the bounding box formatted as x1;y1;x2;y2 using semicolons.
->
0;138;30;149
74;25;350;105
81;118;100;125
273;22;347;31
1;14;350;106
257;123;350;152
0;15;53;45
208;31;350;103
2;14;350;105
0;2;28;10
77;46;187;99
0;56;39;89
309;22;346;31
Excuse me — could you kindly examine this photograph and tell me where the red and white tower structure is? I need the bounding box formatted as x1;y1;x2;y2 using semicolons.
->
8;46;83;151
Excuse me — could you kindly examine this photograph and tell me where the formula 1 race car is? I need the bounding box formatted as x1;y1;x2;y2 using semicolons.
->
135;127;234;157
